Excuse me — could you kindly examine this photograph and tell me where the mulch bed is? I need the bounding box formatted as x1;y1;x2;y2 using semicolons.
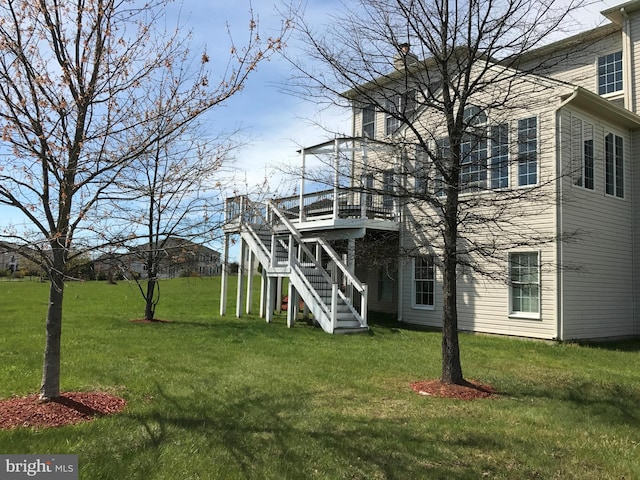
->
0;392;127;430
410;379;497;399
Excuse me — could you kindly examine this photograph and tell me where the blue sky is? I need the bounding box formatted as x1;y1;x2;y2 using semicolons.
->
0;0;624;252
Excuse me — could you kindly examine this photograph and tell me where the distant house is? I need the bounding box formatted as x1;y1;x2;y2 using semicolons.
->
0;242;20;273
222;1;640;340
95;237;221;280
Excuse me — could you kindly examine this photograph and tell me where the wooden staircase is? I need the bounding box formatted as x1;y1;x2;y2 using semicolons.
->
238;200;368;334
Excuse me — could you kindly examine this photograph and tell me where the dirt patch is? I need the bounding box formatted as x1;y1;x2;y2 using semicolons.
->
410;379;497;399
0;392;127;430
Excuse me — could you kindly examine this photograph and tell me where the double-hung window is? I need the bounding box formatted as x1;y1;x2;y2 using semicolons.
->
413;256;435;308
571;116;594;190
490;124;509;189
385;90;416;135
460;106;488;191
518;117;537;186
362;105;376;138
605;132;624;198
598;51;623;95
434;138;449;197
509;252;540;316
414;144;428;195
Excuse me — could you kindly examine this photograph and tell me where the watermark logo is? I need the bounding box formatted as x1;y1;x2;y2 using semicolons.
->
1;455;77;479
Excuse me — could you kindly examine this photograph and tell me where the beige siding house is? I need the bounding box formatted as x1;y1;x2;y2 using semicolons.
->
222;1;640;340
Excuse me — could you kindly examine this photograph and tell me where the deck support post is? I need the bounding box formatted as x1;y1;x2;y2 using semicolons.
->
236;238;245;318
287;282;296;328
347;238;356;303
259;268;267;318
276;277;283;314
266;275;276;323
246;249;254;314
299;148;306;223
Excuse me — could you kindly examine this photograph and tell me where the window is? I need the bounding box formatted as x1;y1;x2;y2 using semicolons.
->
362;105;375;138
509;252;540;315
605;132;624;198
413;256;435;307
460;107;488;191
414;144;428;195
385;98;400;135
571;117;594;190
598;51;623;95
518;117;537;186
362;173;374;207
434;138;449;197
490;124;509;189
385;90;415;135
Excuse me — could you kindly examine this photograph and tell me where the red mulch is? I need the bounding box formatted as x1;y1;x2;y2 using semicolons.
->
0;392;127;430
410;379;497;399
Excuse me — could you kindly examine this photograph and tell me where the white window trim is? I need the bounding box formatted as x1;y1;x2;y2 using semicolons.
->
515;116;539;189
508;250;541;320
569;113;595;192
604;129;625;199
596;51;624;97
411;256;436;310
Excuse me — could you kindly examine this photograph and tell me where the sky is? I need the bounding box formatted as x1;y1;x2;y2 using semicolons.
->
185;0;623;197
0;0;626;256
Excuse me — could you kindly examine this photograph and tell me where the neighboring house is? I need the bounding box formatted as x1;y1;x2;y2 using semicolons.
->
0;242;20;273
95;237;221;280
222;1;640;340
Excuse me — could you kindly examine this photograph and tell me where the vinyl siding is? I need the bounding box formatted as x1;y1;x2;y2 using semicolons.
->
518;28;623;99
559;107;636;339
399;87;561;339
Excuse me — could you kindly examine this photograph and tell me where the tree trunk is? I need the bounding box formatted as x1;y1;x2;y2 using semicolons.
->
441;246;463;384
441;155;464;385
40;270;65;400
145;278;156;320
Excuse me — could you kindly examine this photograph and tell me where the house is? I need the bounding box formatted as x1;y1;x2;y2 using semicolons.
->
95;237;221;280
221;1;640;340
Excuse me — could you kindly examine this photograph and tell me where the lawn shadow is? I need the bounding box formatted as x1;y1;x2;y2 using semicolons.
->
507;377;640;429
89;382;542;479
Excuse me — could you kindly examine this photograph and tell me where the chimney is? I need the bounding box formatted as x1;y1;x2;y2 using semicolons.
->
394;43;419;69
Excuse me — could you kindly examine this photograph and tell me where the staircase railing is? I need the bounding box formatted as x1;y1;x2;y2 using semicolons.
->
267;200;368;331
226;195;368;332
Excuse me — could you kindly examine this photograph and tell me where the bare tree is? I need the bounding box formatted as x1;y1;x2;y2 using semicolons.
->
284;0;592;384
106;120;233;321
0;0;288;400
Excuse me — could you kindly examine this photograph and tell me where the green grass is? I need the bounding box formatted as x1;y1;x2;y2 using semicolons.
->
1;277;639;479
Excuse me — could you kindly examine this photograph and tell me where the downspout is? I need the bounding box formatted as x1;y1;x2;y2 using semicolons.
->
555;89;579;341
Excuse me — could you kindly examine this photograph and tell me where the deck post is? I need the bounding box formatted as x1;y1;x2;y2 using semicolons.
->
361;138;368;218
236;238;245;318
259;267;266;318
347;238;355;302
287;282;296;328
333;137;339;220
246;249;254;314
266;276;275;323
219;233;229;316
299;148;306;222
